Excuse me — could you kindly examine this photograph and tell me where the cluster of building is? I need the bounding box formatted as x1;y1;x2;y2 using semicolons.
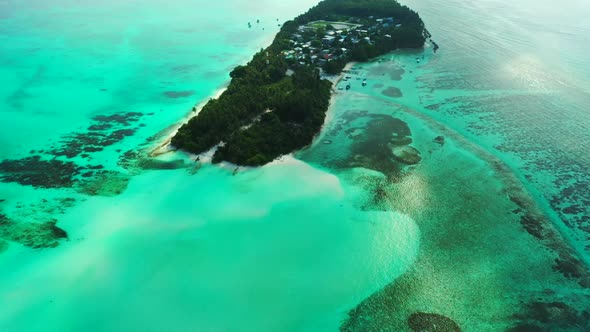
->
281;17;402;68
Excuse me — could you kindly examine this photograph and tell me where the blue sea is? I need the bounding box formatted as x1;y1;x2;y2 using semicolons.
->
1;0;589;330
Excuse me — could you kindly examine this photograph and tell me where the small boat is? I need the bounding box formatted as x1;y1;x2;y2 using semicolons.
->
346;83;351;90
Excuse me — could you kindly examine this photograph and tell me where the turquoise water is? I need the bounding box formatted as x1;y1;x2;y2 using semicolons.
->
1;161;420;330
1;0;590;330
400;0;590;263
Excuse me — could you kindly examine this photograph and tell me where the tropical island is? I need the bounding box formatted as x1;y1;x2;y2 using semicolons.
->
171;0;426;166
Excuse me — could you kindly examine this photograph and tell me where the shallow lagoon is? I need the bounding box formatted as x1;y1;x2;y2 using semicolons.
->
1;160;420;331
1;0;590;330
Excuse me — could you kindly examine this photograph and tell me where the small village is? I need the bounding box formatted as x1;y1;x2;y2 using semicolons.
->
281;17;402;70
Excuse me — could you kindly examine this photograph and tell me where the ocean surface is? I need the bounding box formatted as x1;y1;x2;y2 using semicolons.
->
1;0;589;331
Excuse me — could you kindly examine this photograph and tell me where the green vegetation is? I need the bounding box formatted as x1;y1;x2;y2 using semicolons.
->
172;0;425;166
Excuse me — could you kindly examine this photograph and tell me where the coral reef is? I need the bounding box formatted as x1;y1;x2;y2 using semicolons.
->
0;214;68;249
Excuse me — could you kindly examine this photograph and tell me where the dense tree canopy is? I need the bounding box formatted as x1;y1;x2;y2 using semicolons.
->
171;0;425;166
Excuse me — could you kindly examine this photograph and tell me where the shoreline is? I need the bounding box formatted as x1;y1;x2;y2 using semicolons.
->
320;61;358;135
324;61;357;86
149;86;228;157
309;62;357;150
149;33;280;158
150;61;357;163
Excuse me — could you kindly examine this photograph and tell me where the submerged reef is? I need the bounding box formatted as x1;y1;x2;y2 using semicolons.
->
302;110;420;179
408;312;461;332
0;110;143;189
382;86;403;98
118;149;189;172
368;63;405;81
337;103;590;331
509;301;590;331
0;156;135;198
0;197;80;253
424;91;590;261
0;156;79;188
0;214;67;249
163;90;195;99
0;106;182;252
49;111;143;159
506;177;590;288
433;135;445;146
391;145;421;164
341;271;464;332
75;170;131;197
0;109;160;195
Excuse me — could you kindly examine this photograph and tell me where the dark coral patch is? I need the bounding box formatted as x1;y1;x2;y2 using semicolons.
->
164;90;195;99
562;205;583;215
346;114;414;176
519;213;545;240
506;323;543;332
507;192;590;288
512;301;590;331
137;158;188;170
87;123;112;131
433;135;445;145
553;254;590;288
527;301;583;324
118;149;188;171
298;110;417;179
0;214;68;249
83;146;103;153
392;145;421;165
367;64;405;80
92;112;143;126
109;129;136;142
0;156;79;188
75;170;130;197
382;87;403;98
408;312;461;332
49;127;137;158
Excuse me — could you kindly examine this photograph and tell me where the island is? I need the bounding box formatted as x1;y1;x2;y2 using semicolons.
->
171;0;426;166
